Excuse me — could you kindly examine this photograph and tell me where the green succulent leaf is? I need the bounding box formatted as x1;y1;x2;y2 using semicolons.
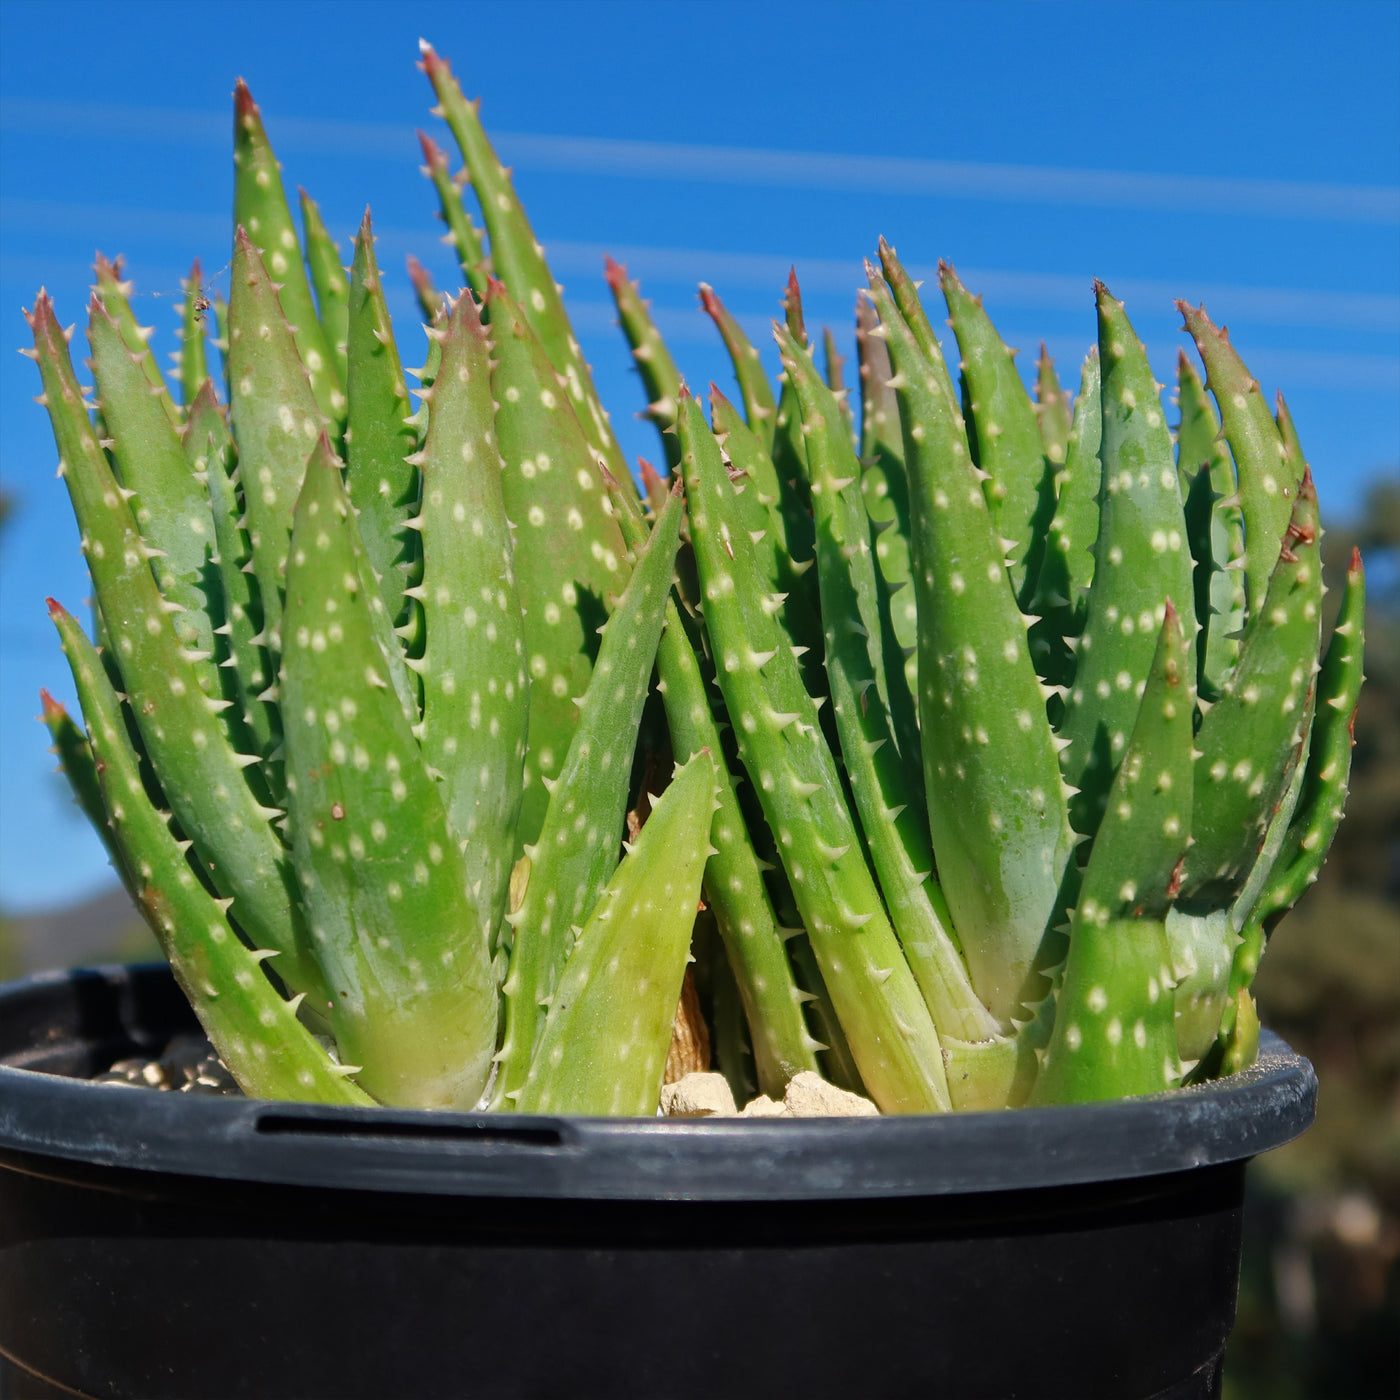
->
1058;284;1194;840
1035;343;1074;467
298;188;350;385
414;289;527;951
871;269;1074;1027
420;42;628;484
1033;602;1195;1105
88;292;219;675
1180;471;1323;909
175;260;210;408
343;210;421;631
1175;350;1246;695
699;282;778;450
233;80;344;427
93;253;181;428
608;477;821;1095
28;290;320;1002
940;262;1055;607
679;389;951;1113
1177;301;1297;618
50;604;367;1104
780;325;994;1045
486;277;631;847
515;750;718;1116
417;130;489;299
1027;346;1101;689
281;436;497;1109
493;487;684;1107
605;256;684;472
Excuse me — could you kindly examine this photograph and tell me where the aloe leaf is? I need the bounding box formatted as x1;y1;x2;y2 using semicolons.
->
638;457;669;517
870;269;1074;1027
1180;470;1323;910
27;291;320;1001
708;385;826;702
211;295;231;403
1164;904;1240;1068
281;437;496;1109
50;605;366;1104
486;277;631;847
226;226;326;662
699;282;777;449
298;188;350;385
419;42;629;484
493;489;684;1107
856;291;902;468
1058;284;1194;839
88;292;220;675
784;929;865;1093
344;210;421;630
1274;390;1308;479
854;289;917;696
233;80;344;426
821;326;855;441
1027;347;1101;689
183;382;275;772
604;256;684;472
940;262;1055;607
1176;350;1246;694
678;389;950;1113
40;691;131;891
93;253;181;428
608;475;821;1095
768;272;817;571
1032;602;1195;1104
414;289;526;951
876;240;958;405
1220;989;1260;1075
1177;302;1298;618
406;255;443;324
780;327;995;1045
174;259;210;408
1226;546;1365;1007
1035;343;1074;467
417;130;489;300
514;750;718;1115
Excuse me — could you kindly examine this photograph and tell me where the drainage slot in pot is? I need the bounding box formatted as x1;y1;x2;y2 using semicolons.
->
254;1112;565;1147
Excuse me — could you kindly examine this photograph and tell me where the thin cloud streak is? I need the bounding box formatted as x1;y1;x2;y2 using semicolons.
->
562;299;1398;393
4;98;1397;224
5;207;1398;337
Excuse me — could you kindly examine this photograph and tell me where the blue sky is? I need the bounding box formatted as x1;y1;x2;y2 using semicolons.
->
1;0;1396;912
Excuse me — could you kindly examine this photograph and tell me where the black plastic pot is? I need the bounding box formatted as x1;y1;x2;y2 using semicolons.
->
0;965;1314;1400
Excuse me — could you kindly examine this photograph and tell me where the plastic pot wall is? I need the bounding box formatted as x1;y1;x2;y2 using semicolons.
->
0;965;1316;1400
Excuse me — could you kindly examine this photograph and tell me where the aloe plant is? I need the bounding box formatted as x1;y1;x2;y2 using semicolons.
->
26;47;1361;1118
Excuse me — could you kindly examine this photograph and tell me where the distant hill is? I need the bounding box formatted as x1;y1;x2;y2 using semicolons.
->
0;884;157;979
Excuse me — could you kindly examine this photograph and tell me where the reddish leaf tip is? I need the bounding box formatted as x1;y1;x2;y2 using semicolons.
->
417;128;445;164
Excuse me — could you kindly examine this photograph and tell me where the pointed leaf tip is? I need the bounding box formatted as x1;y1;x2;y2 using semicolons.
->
417;128;445;165
233;77;258;121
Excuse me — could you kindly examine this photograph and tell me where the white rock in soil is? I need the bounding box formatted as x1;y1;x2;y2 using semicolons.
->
661;1072;737;1118
783;1071;879;1117
739;1094;789;1118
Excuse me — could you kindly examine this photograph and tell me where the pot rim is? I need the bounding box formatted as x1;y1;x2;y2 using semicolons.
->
0;964;1315;1202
